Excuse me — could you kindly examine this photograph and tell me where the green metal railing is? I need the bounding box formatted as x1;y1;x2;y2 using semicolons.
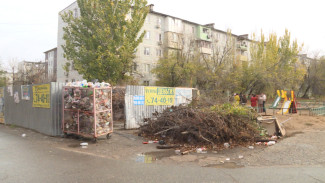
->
310;106;325;116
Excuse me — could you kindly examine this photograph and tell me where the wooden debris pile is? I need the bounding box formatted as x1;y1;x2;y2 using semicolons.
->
140;104;259;147
112;87;125;121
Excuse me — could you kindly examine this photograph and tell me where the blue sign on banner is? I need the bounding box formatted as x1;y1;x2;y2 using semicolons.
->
133;95;145;105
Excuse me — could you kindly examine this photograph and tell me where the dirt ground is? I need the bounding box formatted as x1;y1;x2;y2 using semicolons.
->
141;112;325;168
2;111;325;169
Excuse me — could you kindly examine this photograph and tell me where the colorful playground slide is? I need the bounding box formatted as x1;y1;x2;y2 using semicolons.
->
271;96;281;108
278;100;292;114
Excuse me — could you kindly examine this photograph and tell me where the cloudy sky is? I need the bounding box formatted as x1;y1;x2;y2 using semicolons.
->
0;0;324;69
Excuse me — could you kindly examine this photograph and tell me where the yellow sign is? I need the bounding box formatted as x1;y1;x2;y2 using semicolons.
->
33;84;50;108
145;87;175;106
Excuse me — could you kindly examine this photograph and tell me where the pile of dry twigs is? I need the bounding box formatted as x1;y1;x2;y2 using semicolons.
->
140;104;259;147
112;87;125;121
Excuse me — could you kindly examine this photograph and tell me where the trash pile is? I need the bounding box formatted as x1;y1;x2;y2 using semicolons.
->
63;86;112;136
65;80;111;88
140;104;259;148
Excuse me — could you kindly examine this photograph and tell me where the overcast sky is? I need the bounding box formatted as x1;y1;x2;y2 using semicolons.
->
1;0;324;70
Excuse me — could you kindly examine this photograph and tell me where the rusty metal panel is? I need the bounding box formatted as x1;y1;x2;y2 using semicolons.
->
125;85;194;129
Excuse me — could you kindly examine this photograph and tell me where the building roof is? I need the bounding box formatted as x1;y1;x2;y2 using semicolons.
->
61;2;252;41
44;47;57;54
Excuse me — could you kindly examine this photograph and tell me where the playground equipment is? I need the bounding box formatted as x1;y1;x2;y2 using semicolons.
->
277;90;297;114
270;90;281;108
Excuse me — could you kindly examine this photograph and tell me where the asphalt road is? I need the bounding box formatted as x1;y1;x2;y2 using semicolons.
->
0;126;324;183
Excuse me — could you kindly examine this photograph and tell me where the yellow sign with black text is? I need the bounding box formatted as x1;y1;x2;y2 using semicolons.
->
33;84;50;108
145;87;175;105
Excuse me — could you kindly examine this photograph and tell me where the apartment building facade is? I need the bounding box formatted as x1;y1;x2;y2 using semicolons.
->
44;47;57;82
57;2;252;85
17;61;48;84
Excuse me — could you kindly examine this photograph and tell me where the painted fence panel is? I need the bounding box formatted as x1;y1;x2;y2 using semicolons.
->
0;87;4;124
125;85;196;129
4;82;64;136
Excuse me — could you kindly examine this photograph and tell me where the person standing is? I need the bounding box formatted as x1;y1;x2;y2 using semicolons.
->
242;94;247;105
262;93;267;112
234;93;240;105
258;94;264;113
250;94;257;110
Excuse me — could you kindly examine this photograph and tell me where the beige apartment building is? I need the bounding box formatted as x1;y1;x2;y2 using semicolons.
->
57;2;252;85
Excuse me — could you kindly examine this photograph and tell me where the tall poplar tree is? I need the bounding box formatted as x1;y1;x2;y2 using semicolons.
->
61;0;149;84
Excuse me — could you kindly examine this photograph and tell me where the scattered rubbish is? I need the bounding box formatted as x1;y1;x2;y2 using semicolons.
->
226;158;230;161
181;149;196;155
238;155;244;159
224;143;230;148
271;135;278;140
255;139;277;143
80;142;88;148
21;134;26;137
248;146;254;149
220;161;225;164
267;141;276;146
260;129;266;136
175;150;181;155
196;147;207;154
142;142;148;144
148;140;154;144
181;151;190;155
80;142;88;146
256;142;262;145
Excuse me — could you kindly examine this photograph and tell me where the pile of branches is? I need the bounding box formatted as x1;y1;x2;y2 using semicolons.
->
140;105;259;147
112;87;125;121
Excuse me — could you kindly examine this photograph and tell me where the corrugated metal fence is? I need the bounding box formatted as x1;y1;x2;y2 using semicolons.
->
125;85;197;129
4;82;64;136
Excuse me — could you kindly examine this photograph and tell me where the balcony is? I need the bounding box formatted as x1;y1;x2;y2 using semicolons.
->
237;44;248;51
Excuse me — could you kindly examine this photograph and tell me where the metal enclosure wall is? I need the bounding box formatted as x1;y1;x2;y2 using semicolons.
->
125;85;195;129
4;82;64;136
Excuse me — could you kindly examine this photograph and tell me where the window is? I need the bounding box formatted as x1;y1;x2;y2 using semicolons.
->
203;28;209;34
157;18;161;26
145;31;150;39
143;81;149;86
73;8;78;18
144;47;150;55
156;49;162;57
158;33;162;42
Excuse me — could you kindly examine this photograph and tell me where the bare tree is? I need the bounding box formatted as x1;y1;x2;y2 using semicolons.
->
7;58;19;85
